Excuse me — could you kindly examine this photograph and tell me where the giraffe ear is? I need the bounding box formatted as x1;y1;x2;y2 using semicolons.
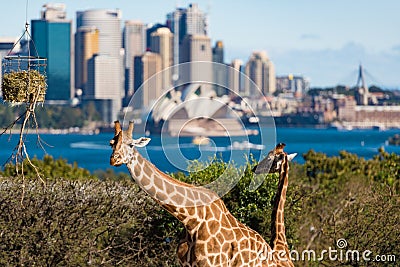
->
287;153;297;161
132;137;151;147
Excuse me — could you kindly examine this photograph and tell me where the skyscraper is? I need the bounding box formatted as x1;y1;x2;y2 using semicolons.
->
75;26;99;91
180;34;212;63
150;27;173;89
245;51;276;96
229;59;243;95
212;40;224;64
166;8;185;67
184;3;208;37
30;3;73;102
166;3;208;65
134;52;162;108
146;23;166;50
87;54;121;124
123;20;146;98
212;40;227;95
179;34;212;83
76;9;123;124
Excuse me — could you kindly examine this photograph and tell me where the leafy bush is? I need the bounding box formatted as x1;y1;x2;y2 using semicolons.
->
0;150;398;266
0;178;178;266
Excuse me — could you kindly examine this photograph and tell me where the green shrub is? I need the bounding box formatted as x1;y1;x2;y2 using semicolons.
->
0;151;398;266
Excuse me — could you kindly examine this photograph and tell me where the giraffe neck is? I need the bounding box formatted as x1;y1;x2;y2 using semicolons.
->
270;154;290;251
126;150;219;231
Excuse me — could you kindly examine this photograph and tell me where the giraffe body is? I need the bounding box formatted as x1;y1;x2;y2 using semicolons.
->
110;121;295;267
175;199;275;266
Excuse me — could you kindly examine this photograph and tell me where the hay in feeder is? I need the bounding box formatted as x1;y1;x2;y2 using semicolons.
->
2;69;47;103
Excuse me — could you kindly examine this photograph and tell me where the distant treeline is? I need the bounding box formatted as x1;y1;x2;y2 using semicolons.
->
0;101;101;129
0;149;398;266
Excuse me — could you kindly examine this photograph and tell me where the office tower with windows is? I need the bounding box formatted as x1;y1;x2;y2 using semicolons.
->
212;40;227;95
123;20;146;99
229;59;243;95
134;52;162;108
150;27;173;89
212;40;224;64
179;34;212;90
31;3;73;102
75;26;99;92
76;9;123;124
245;51;276;96
166;3;208;66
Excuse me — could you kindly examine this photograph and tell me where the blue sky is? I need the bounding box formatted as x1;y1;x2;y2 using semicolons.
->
2;0;400;88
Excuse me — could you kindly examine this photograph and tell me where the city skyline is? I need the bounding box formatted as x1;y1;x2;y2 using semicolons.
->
1;0;400;88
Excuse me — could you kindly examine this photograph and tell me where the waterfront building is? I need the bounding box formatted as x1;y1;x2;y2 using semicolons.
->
31;3;73;102
244;51;276;97
76;9;123;125
74;26;99;93
276;74;310;98
150;27;173;90
123;20;146;99
337;96;400;128
134;52;162;109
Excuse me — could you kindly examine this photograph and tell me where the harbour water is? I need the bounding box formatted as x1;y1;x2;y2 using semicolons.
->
1;127;399;174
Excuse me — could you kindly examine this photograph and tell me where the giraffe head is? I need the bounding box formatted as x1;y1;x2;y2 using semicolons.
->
268;151;297;173
252;143;297;174
109;120;151;167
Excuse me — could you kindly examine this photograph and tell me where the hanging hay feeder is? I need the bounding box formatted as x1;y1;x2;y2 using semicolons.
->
1;56;47;104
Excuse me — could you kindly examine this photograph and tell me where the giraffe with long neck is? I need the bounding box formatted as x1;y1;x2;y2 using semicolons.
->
110;121;284;266
253;143;296;267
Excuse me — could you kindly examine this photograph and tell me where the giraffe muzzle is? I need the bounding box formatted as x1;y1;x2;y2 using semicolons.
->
110;155;122;166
